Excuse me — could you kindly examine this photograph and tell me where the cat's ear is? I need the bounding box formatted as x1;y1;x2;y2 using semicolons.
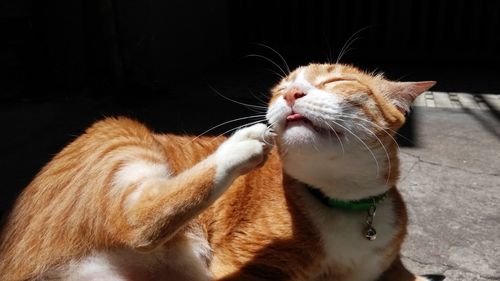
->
384;81;436;113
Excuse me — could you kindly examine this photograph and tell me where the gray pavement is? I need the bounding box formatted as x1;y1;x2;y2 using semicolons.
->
398;106;500;280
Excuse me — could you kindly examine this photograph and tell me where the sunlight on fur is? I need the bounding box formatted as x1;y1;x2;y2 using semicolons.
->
0;63;435;281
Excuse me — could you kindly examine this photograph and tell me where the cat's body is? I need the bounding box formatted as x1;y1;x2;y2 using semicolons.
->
0;64;435;281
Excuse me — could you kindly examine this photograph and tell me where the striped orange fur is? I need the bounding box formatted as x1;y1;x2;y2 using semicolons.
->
0;64;435;281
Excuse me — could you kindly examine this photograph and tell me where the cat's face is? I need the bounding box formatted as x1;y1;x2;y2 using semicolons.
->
266;63;434;196
266;63;433;149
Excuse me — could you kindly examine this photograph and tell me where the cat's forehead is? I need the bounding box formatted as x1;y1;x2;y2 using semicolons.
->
287;64;364;84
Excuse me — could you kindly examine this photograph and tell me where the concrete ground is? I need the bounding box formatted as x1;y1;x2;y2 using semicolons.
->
398;103;500;280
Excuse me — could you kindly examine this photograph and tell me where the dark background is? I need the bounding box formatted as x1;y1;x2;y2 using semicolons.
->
1;0;499;222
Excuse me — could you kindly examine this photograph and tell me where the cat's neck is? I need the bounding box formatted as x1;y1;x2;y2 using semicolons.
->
280;146;393;201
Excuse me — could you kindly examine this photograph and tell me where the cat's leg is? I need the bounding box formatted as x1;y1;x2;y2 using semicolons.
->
377;256;445;281
117;123;273;251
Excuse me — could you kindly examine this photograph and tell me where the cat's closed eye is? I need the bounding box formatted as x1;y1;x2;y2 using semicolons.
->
320;77;355;87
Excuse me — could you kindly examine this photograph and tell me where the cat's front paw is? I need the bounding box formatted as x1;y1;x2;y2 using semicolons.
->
216;123;275;176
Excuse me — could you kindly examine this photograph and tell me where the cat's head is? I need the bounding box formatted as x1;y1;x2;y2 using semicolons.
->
266;63;435;198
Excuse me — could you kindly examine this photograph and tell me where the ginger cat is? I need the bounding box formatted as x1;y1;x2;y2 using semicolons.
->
0;64;436;281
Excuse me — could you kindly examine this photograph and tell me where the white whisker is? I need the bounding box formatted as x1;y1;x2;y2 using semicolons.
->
207;84;268;110
265;68;286;80
350;121;392;184
255;43;291;74
263;120;280;146
336;26;372;64
248;89;270;105
336;114;402;151
321;120;345;156
187;115;267;144
246;54;288;77
328;119;381;176
322;33;334;64
215;119;267;140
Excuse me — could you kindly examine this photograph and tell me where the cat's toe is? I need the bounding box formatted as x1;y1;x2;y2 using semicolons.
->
263;129;276;145
233;123;268;141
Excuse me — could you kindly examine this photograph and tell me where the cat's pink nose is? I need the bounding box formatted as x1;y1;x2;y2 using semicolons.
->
284;89;306;106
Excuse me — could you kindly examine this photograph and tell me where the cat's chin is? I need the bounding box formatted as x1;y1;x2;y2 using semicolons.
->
279;121;319;146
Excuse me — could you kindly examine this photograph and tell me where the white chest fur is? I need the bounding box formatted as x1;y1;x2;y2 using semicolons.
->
297;187;399;281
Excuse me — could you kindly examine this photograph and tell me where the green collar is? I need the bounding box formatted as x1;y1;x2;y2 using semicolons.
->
306;186;388;211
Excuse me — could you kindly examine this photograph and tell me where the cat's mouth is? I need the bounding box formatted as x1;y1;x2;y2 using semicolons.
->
286;113;310;123
285;113;342;136
285;113;315;130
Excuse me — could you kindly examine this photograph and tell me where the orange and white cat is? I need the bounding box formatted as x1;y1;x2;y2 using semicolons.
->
0;64;436;281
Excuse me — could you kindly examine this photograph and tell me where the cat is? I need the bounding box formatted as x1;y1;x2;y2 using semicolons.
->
0;63;436;281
